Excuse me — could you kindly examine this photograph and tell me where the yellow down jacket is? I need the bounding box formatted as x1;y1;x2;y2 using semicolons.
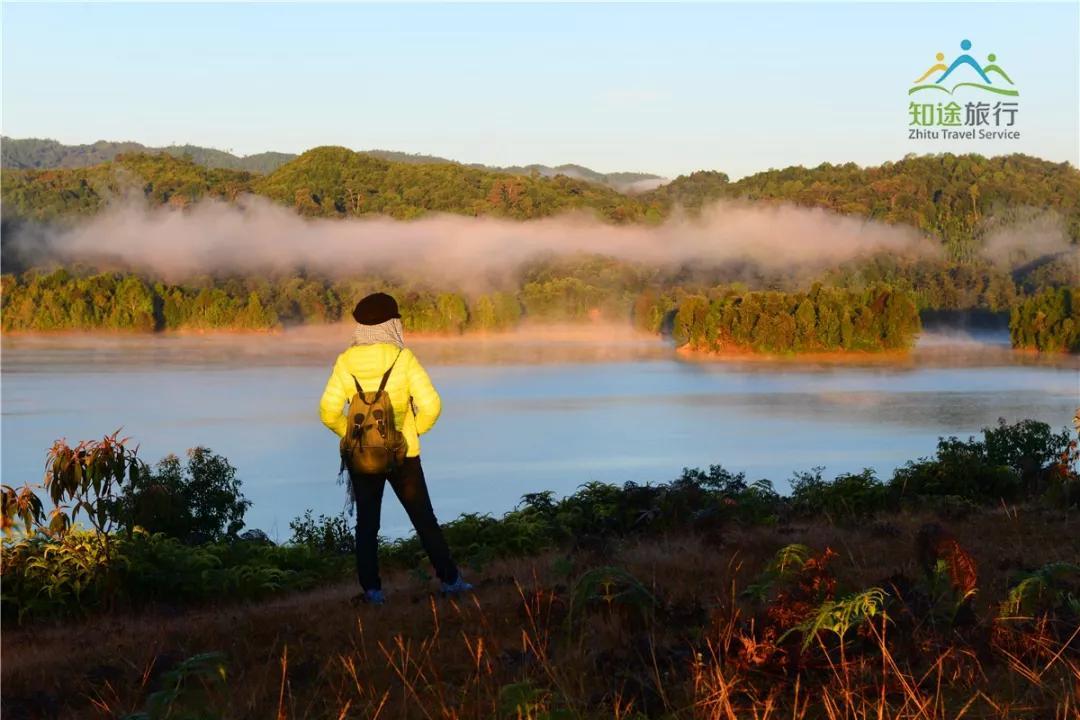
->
319;343;441;458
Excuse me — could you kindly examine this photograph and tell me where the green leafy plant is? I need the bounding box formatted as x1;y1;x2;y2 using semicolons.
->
781;588;888;651
567;566;656;636
789;467;889;521
119;448;251;543
742;544;813;603
124;652;228;720
0;483;44;537
288;509;353;555
999;562;1080;620
2;530;110;622
497;681;574;720
44;431;144;547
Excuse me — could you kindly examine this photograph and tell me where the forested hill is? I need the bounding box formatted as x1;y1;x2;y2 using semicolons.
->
253;147;650;221
483;163;662;192
0;137;296;174
643;154;1080;248
0;137;661;191
0;153;257;221
0;147;647;223
3;147;1078;252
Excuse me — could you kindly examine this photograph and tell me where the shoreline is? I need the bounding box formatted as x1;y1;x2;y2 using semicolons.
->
3;324;1077;367
0;321;655;342
674;343;920;365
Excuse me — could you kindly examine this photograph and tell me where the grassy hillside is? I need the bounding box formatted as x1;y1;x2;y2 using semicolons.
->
6;510;1078;719
3;420;1078;717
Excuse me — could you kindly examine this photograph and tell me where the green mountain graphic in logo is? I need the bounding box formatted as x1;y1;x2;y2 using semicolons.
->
909;39;1018;97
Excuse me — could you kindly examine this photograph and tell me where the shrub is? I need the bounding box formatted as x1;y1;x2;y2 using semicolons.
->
887;418;1071;504
1;529;349;622
892;438;1020;502
789;468;889;521
118;448;251;543
289;509;353;556
982;418;1073;492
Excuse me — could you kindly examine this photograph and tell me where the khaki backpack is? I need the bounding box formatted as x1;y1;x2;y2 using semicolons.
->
340;352;407;475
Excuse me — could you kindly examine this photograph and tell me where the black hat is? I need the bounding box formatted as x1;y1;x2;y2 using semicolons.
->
352;292;401;325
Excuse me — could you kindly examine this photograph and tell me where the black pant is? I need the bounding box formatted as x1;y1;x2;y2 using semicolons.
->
350;456;459;591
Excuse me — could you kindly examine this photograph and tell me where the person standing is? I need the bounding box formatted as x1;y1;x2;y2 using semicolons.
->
319;292;471;604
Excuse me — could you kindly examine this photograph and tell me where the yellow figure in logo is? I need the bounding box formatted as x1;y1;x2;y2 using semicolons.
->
914;52;948;83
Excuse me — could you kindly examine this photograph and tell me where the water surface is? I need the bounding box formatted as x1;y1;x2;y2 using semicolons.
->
2;326;1076;538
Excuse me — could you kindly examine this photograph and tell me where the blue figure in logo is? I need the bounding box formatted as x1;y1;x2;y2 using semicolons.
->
936;39;992;84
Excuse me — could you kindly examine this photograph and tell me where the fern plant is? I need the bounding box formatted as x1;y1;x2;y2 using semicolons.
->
925;558;978;627
781;588;888;651
999;562;1080;620
567;565;656;637
742;543;813;603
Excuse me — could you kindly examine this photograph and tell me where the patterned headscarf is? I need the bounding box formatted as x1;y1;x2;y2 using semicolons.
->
351;317;405;349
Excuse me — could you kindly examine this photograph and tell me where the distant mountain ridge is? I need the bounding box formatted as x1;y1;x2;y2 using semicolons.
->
482;163;666;192
0;146;650;225
0;137;664;191
0;137;294;175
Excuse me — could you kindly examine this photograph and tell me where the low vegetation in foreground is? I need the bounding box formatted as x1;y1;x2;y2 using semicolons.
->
2;418;1079;718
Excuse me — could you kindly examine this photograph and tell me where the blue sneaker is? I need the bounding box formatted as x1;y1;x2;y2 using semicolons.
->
351;589;385;606
441;576;474;596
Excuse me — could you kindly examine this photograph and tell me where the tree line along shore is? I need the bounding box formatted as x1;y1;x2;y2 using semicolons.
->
2;261;1078;352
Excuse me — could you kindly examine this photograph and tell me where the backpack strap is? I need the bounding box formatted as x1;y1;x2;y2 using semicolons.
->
375;351;402;397
350;350;402;405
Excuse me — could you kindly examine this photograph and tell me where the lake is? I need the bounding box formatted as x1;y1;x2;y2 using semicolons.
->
2;325;1077;539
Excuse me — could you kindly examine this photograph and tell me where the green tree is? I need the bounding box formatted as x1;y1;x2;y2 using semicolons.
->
120;448;251;542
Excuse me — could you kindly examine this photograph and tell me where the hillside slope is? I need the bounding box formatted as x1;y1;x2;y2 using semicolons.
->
0;147;647;223
0;137;294;174
644;154;1080;250
0;153;254;220
253;146;647;221
1;137;662;191
4;148;1078;254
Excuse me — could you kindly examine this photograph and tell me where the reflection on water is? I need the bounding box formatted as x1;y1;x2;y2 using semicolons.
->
2;325;1077;538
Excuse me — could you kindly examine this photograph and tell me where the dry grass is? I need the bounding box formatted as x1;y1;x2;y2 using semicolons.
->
3;507;1078;719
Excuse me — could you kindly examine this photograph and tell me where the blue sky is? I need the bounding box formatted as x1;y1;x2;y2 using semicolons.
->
2;2;1077;178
